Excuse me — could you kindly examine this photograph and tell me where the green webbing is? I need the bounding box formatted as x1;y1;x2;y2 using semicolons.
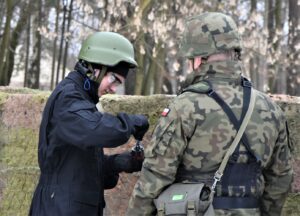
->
187;200;196;216
157;203;165;216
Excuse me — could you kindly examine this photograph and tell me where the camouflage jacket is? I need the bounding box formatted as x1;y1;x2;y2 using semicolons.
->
127;61;293;216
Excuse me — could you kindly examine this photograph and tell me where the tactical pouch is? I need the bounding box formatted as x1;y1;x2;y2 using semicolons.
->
219;161;262;198
154;183;214;216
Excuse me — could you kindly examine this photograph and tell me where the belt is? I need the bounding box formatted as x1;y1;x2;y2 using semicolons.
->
213;196;259;209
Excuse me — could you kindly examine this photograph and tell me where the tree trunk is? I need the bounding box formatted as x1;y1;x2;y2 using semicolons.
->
267;0;283;92
0;0;5;33
132;0;153;95
56;1;67;85
24;13;31;87
142;51;156;95
274;0;282;50
250;0;257;12
62;0;74;80
287;0;300;96
50;0;60;90
27;0;42;89
0;0;13;85
256;0;269;92
249;0;257;88
6;1;31;86
266;0;275;92
154;47;165;94
267;0;275;45
273;0;286;93
134;40;145;95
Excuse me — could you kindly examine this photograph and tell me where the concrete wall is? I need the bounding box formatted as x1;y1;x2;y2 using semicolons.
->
0;87;299;215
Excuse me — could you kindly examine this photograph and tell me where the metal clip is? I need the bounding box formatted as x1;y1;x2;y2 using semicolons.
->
211;171;222;192
242;78;252;88
207;89;215;96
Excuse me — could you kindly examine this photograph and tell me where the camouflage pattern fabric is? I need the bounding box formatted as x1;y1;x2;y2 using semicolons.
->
126;61;293;216
180;12;242;58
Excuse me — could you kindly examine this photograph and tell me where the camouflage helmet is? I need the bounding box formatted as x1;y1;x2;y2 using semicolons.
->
79;32;138;68
181;12;242;58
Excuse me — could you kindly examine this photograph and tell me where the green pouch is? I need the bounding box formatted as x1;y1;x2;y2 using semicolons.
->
154;183;215;216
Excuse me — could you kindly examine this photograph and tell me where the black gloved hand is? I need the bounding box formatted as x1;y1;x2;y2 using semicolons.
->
129;114;149;140
113;151;144;173
103;172;119;189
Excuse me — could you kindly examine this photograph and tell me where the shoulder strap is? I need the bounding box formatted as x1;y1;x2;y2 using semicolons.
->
182;79;259;160
211;88;256;192
207;79;258;158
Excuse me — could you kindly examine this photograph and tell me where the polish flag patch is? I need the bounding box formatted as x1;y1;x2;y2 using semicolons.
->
161;108;170;117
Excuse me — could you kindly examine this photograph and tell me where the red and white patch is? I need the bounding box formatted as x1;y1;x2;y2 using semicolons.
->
161;108;170;117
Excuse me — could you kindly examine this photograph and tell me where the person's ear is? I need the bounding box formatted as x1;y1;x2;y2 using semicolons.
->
193;56;202;70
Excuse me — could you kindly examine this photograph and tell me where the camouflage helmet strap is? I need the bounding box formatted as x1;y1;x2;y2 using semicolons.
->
211;88;256;192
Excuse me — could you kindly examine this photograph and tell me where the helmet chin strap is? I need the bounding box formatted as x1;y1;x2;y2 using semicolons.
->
87;62;107;84
95;66;107;84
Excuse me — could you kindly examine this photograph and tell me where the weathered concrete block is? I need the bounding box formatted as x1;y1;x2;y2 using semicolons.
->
0;87;299;215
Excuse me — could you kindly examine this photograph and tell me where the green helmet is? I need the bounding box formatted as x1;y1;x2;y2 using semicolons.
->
181;12;242;58
79;32;138;68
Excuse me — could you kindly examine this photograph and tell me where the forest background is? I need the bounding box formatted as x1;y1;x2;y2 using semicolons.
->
0;0;299;96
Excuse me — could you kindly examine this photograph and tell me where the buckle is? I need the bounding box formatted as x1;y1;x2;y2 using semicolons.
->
187;201;195;210
242;78;252;88
207;89;214;96
229;153;239;163
214;171;223;180
212;171;223;191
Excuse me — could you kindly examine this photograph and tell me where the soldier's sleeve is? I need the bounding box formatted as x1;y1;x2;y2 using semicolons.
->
261;116;293;216
126;102;188;216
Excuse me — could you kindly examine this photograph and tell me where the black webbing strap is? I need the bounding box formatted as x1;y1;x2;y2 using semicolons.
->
182;78;259;161
233;78;253;159
213;196;259;209
240;78;252;125
205;78;258;161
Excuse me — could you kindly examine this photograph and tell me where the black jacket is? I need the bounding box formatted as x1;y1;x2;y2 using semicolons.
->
29;69;135;216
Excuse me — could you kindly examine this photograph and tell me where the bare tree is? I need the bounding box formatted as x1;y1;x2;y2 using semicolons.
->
248;0;257;88
50;0;60;90
6;1;32;86
274;0;286;93
0;0;13;85
27;0;42;89
287;0;300;96
56;0;67;85
62;0;74;80
0;0;5;34
24;11;31;87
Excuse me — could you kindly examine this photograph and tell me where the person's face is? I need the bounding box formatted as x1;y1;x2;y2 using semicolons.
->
97;70;125;97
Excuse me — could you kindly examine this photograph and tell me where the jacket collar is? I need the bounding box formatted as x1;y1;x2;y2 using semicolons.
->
66;64;100;104
193;60;244;83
